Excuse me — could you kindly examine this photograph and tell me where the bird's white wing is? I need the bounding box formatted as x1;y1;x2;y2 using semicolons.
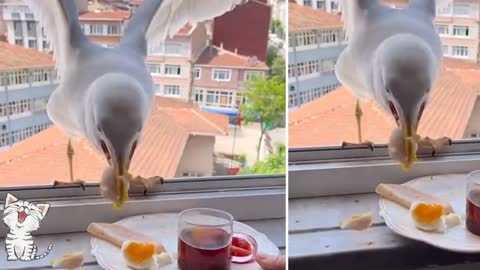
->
24;0;88;79
122;0;245;55
339;0;380;40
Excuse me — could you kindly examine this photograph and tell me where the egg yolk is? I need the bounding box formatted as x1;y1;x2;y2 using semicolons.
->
123;242;156;263
412;203;444;225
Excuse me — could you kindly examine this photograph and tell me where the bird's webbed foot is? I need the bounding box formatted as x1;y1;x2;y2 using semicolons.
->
128;175;164;195
341;141;375;151
52;179;86;190
417;136;452;157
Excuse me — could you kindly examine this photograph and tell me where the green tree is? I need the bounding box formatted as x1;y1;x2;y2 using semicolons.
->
271;56;285;80
240;144;285;175
266;46;279;67
271;19;284;37
241;76;286;160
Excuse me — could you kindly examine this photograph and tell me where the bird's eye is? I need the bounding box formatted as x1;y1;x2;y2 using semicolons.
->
129;140;137;161
97;126;102;132
418;102;426;122
389;101;399;122
100;140;111;162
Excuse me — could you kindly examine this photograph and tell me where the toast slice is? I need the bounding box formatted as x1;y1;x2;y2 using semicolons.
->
87;223;166;253
375;183;454;214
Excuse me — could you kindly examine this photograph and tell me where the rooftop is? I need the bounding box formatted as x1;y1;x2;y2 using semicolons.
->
0;42;53;69
0;97;228;186
196;46;269;70
288;2;342;32
79;10;130;21
289;58;480;147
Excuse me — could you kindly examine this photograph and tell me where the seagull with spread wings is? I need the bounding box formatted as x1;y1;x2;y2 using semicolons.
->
24;0;245;207
336;0;451;169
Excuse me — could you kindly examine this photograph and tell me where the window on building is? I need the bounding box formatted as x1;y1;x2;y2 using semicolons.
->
452;46;469;57
453;25;469;37
27;21;36;38
436;24;449;35
319;29;341;45
11;12;20;20
320;59;336;74
292;31;317;47
437;3;452;15
164;65;181;76
107;24;120;35
453;3;470;16
244;71;264;80
193;68;201;79
316;0;325;9
212;69;232;81
90;24;104;35
164;85;180;96
194;89;204;103
13;21;23;37
7;70;28;86
28;40;37;49
149;64;162;74
165;43;182;55
442;45;449;56
303;0;312;7
15;39;23;46
154;84;162;95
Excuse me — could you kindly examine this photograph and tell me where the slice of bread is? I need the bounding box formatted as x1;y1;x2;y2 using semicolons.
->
375;183;454;214
87;223;166;253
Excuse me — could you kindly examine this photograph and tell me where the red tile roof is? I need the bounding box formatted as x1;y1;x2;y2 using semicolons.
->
0;42;53;69
289;60;480;147
196;46;269;70
0;97;228;186
79;10;130;21
289;2;342;32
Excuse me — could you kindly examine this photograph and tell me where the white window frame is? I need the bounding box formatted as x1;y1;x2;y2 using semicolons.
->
164;64;181;77
453;3;470;17
453;25;469;37
289;142;480;198
212;69;232;82
244;70;264;80
436;24;449;36
193;67;201;80
452;45;469;58
0;175;285;236
164;84;180;96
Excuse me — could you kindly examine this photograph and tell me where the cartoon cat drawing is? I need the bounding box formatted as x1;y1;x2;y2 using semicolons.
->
3;193;53;261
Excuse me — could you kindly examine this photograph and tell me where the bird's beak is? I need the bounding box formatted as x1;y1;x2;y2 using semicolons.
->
399;119;417;171
112;154;129;208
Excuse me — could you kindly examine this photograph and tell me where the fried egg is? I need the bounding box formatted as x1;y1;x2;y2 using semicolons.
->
122;241;156;270
410;201;446;232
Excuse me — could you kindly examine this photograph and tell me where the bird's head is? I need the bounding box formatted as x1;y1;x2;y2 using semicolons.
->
86;73;149;207
374;34;440;170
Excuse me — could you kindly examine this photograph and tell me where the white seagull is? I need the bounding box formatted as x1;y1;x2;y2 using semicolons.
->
25;0;245;206
336;0;450;169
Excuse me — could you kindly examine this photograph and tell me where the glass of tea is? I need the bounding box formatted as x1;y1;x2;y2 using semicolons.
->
178;208;234;270
467;170;480;236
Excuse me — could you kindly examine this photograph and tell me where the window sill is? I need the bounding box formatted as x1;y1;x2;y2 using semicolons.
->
1;219;285;270
289;193;480;270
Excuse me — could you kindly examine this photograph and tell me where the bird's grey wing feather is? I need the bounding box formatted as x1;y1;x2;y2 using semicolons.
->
339;0;381;40
121;0;245;56
24;0;89;79
336;49;373;99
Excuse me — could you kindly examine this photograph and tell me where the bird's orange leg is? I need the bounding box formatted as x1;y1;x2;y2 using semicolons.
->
342;99;374;151
53;138;86;190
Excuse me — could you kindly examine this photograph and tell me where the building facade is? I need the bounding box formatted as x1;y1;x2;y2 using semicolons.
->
288;2;345;108
294;0;339;13
79;10;129;47
146;23;209;101
0;42;57;150
193;46;269;111
1;0;87;52
435;0;480;63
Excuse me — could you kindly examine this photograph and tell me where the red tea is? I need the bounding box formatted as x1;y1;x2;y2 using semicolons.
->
178;227;231;270
467;189;480;236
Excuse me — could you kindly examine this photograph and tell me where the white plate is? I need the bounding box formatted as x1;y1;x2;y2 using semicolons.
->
380;174;480;253
90;213;279;270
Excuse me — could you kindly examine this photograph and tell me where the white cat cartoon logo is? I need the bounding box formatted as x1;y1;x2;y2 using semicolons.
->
2;193;53;261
